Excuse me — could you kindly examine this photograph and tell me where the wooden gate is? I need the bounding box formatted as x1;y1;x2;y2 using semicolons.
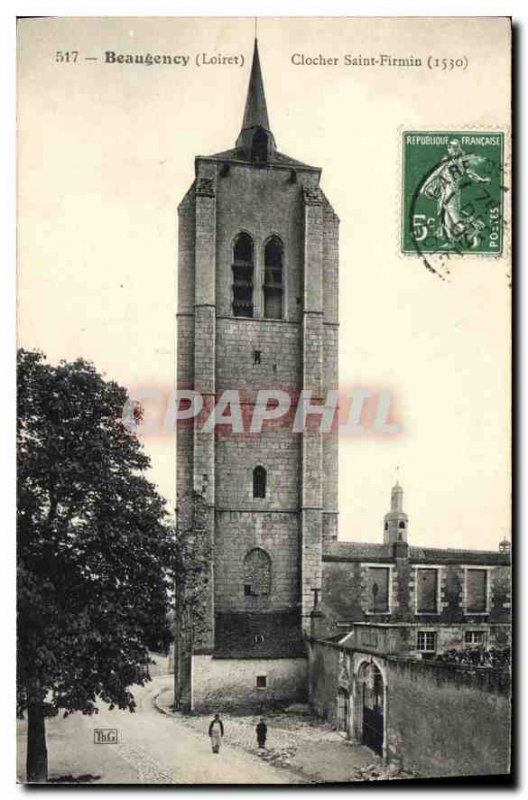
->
360;663;384;756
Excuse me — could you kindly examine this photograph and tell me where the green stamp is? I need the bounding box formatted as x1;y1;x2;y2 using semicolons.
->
402;131;505;258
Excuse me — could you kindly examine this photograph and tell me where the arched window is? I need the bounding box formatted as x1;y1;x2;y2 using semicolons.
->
251;128;269;163
263;236;284;319
398;521;406;529
253;466;267;498
243;548;271;597
232;233;254;317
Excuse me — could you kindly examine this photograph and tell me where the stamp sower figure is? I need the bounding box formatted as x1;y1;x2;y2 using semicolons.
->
420;138;491;249
208;713;224;754
256;718;267;749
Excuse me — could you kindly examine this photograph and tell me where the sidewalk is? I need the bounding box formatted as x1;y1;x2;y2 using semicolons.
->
155;684;404;784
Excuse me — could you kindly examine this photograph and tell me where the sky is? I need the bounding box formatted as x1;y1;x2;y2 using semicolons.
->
17;16;511;550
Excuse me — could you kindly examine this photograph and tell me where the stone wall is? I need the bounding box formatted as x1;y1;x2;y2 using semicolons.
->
192;655;307;712
214;511;300;612
215;318;302;395
306;638;511;777
385;658;511;777
306;638;340;723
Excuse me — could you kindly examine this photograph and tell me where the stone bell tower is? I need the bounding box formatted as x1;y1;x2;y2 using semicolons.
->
383;481;409;545
176;39;339;709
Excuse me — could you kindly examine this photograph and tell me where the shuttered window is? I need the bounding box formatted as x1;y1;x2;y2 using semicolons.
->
466;569;488;613
232;233;254;317
367;567;390;613
416;568;438;613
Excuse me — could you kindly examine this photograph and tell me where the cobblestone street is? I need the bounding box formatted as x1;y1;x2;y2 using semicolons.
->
155;677;386;783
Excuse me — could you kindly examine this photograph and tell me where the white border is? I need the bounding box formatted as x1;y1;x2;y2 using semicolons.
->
4;4;522;798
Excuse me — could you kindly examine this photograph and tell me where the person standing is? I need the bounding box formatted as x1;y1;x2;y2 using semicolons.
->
256;718;267;749
208;713;224;754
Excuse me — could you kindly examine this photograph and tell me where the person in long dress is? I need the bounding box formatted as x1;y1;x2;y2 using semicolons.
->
256;718;267;749
208;713;224;754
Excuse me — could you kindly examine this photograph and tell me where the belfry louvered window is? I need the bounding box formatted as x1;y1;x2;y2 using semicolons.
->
263;236;284;319
232;233;254;317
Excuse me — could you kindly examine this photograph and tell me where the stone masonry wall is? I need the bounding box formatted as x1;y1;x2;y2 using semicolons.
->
385;658;511;777
307;638;340;723
215;318;302;395
215;429;300;511
215;511;299;612
192;655;307;712
307;639;510;777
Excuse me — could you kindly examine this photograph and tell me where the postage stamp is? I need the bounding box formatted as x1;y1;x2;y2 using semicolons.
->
401;131;505;258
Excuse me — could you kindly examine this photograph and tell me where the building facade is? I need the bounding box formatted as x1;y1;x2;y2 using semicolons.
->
317;482;511;650
308;482;511;772
176;40;339;709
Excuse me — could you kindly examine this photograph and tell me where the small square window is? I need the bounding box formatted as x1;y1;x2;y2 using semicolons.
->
244;584;253;596
256;675;267;689
465;630;485;646
417;631;436;652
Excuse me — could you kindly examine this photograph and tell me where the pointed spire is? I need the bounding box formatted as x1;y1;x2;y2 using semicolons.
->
236;39;276;160
241;39;270;132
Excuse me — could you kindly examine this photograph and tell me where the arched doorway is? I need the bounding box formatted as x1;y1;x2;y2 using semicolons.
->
357;661;384;756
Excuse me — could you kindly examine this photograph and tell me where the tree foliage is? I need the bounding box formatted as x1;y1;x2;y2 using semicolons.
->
17;349;173;780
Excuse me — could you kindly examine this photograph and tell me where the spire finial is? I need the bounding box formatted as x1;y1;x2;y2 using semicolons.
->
395;465;400;486
235;37;276;158
240;38;270;132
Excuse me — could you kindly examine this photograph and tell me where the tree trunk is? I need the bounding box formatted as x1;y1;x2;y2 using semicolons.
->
180;611;193;714
173;609;182;710
26;701;48;783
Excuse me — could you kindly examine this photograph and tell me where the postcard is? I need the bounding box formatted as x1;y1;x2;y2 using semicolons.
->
17;16;511;784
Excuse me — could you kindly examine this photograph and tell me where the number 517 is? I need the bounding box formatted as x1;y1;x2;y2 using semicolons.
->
56;51;78;63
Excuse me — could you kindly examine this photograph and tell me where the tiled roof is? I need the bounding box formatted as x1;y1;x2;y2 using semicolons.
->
409;546;510;565
323;540;510;566
323;542;393;562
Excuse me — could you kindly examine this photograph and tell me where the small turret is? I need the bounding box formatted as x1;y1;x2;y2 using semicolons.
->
384;479;408;545
499;538;511;554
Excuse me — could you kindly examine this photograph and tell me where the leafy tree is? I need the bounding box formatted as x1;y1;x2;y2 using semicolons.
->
17;349;173;782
